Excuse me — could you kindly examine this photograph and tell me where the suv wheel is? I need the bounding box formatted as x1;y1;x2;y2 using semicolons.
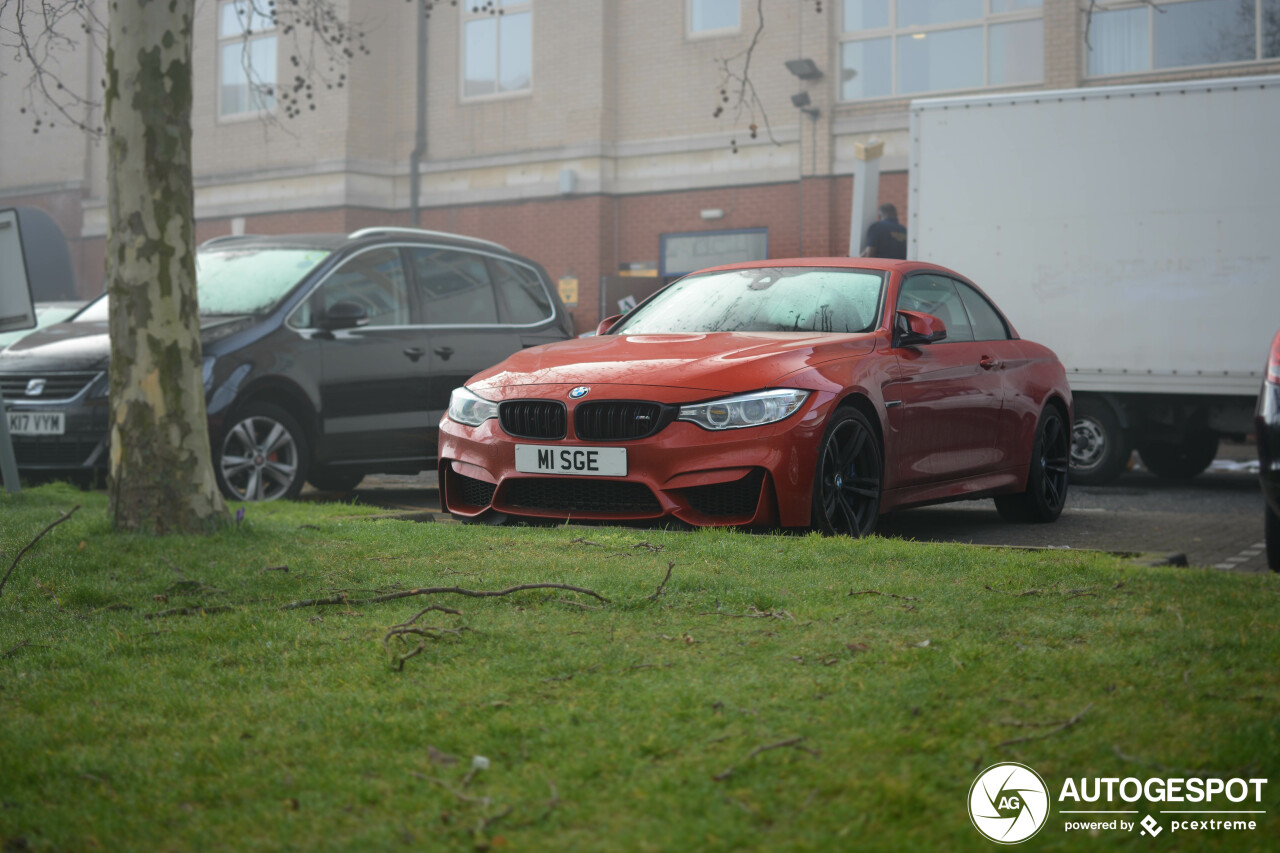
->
215;403;310;502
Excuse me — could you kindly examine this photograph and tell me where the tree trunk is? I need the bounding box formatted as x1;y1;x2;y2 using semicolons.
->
105;0;227;533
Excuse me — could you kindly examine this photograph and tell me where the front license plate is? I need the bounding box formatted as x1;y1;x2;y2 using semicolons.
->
7;411;65;436
515;444;627;477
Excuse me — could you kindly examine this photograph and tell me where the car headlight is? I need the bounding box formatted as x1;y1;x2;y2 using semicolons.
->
448;386;499;427
677;389;809;431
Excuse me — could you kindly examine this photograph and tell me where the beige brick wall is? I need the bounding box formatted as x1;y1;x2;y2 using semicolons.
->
1044;0;1081;88
6;0;1280;230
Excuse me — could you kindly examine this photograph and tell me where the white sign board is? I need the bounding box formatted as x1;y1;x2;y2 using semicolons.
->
0;209;36;334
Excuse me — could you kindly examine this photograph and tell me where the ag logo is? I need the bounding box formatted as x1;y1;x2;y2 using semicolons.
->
969;762;1050;844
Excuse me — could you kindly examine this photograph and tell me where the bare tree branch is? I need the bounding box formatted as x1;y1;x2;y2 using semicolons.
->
0;505;79;598
711;0;824;152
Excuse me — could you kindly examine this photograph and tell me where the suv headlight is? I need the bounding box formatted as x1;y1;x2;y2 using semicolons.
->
678;389;809;431
448;386;498;427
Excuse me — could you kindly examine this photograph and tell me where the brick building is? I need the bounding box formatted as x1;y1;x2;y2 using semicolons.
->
2;0;1278;332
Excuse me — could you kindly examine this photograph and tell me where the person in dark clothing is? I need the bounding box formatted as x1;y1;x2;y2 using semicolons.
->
860;203;907;259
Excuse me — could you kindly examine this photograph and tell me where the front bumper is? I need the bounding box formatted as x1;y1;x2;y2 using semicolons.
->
437;384;834;527
1;372;110;471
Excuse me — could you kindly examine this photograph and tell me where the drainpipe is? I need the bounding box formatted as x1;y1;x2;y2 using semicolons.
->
409;3;428;226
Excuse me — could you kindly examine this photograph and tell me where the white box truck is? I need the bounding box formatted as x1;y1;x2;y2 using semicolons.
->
908;75;1280;484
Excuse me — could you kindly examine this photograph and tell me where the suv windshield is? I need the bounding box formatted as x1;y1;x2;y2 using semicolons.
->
612;267;884;335
76;247;332;321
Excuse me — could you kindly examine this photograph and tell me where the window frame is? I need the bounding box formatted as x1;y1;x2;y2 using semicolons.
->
407;246;501;327
895;273;977;343
1084;0;1278;79
687;0;742;39
286;244;557;332
951;278;1012;342
460;0;534;103
216;0;279;121
837;0;1044;102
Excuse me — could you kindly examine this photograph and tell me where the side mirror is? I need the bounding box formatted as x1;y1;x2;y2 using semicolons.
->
894;310;947;347
318;300;369;331
596;314;623;336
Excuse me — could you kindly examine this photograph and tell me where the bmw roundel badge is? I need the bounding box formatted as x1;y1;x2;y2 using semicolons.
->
569;386;590;399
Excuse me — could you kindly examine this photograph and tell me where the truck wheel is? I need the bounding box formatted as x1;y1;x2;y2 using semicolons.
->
1267;503;1280;573
1136;433;1219;480
215;403;310;502
995;405;1070;523
1069;398;1131;485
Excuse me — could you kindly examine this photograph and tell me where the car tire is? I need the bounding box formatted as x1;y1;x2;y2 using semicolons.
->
214;402;310;502
995;405;1070;523
811;407;882;538
307;468;364;493
1069;397;1131;486
1267;503;1280;573
1136;432;1219;480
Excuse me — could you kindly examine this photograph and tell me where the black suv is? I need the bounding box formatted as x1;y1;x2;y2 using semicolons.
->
0;227;573;500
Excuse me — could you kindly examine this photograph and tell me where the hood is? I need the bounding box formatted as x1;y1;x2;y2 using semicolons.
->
470;331;877;395
0;315;255;374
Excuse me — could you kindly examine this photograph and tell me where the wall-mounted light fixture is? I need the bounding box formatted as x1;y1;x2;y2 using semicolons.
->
785;58;823;80
700;209;725;220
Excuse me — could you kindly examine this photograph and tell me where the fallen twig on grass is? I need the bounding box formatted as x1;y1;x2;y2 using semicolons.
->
647;562;675;601
553;597;601;610
282;582;609;610
713;736;813;781
848;589;919;601
570;536;605;548
0;505;80;597
144;605;234;619
261;565;289;574
2;639;31;658
996;703;1093;748
984;585;1043;597
696;606;794;621
382;605;470;671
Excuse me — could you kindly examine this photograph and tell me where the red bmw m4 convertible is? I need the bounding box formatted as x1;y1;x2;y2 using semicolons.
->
438;258;1071;536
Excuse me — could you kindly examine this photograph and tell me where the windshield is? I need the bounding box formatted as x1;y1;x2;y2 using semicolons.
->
76;247;332;321
611;267;885;335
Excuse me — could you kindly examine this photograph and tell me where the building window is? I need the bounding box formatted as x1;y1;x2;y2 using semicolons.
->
689;0;740;35
463;0;532;98
1087;0;1280;76
218;0;277;117
839;0;1043;100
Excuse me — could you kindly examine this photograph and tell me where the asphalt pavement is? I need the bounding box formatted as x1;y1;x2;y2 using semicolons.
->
308;442;1269;573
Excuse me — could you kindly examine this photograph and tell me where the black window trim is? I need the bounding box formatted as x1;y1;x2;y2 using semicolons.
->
949;276;1013;342
285;241;558;332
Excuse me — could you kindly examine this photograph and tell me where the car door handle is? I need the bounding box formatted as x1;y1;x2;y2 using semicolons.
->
979;356;1003;370
403;347;425;362
433;346;454;361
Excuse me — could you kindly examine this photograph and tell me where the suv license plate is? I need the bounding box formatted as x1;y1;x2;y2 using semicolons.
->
7;411;65;436
515;445;626;477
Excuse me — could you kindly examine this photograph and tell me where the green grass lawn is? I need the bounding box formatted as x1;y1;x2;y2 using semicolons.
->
1;483;1277;851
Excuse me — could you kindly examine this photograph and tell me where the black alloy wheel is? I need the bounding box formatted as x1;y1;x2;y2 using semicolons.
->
1266;503;1280;573
812;408;882;537
215;403;310;502
996;406;1070;523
